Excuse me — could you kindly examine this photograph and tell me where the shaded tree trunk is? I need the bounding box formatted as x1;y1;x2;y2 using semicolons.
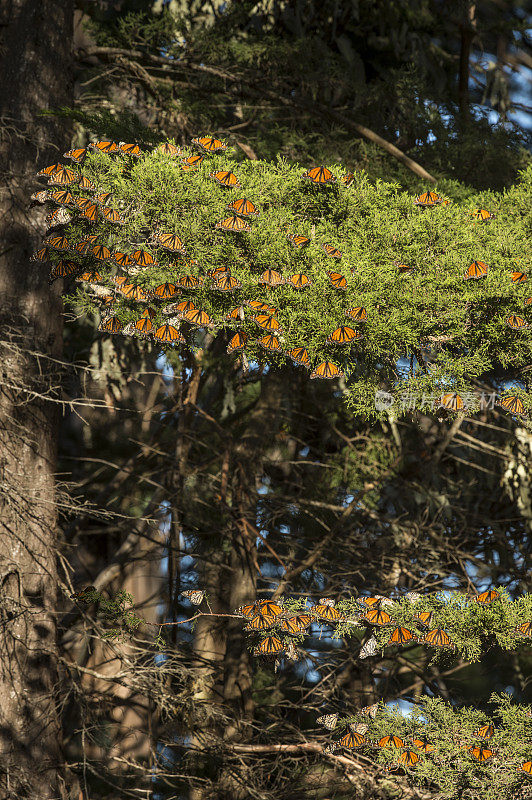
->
0;1;73;797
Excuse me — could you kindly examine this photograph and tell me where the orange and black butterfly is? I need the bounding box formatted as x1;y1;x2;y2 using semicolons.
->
252;600;284;617
78;201;101;223
259;270;284;287
88;140;120;155
414;611;433;627
98;315;122;334
322;243;342;259
181;154;204;170
118;283;152;302
152;283;180;300
475;589;500;605
470;208;494;221
287;273;312;290
213;275;242;292
302;166;337;185
46;165;79;186
258;334;282;353
338;729;366;749
424;628;453;648
253;636;284;656
70;585;97;601
310;361;344;380
341;173;355;186
474;724;494;739
515;621;532;637
215;215;251;233
44;235;71;251
227;198;259;217
153;324;185;344
520;761;532;773
48;261;80;283
308;602;346;623
412;738;434;753
358;596;383;609
140;307;157;320
192;136;227;154
346;307;367;322
439;393;464;411
414;190;443;207
244;614;276;631
132;249;158;267
327;326;362;345
254;314;282;333
360;703;379;718
386;627;418;646
48;189;75;206
156;142;182;157
210;170;241;188
101;206;126;225
286;347;311;369
378;735;405;749
511;271;528;284
94;190;114;206
227;332;248;353
247;300;277;314
226;306;245;324
362;608;392;626
287;233;310;247
63;148;87;165
179;275;204;290
280;614;312;634
78;175;96;192
30;190;50;204
183;308;211;327
464;261;488;280
154;232;186;253
76;270;102;283
46;207;72;227
118;142;142;157
506;314;529;330
398;750;419;767
133;317;153;338
208;265;231;280
498;395;526;415
327;272;347;291
37;162;64;177
396;263;414;273
114;251;135;268
468;746;493;762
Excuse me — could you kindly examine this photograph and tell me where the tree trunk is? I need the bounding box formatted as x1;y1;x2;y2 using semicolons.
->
0;1;73;797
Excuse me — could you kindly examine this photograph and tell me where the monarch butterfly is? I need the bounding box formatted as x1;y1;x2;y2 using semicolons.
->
70;585;97;601
358;596;383;609
71;196;94;212
210;170;241;188
286;347;311;368
475;589;500;605
48;189;75;206
338;730;366;749
506;315;529;330
215;215;251;233
398;750;420;767
414;190;443;207
44;235;71;251
362;608;392;626
310;361;344;380
244;614;276;631
322;243;342;259
309;603;346;622
346;307;367;322
327;326;362;345
359;636;379;659
226;306;245;323
470;208;494;221
253;636;284;656
132;249;158;267
352;723;369;735
78;202;100;223
162;299;196;316
114;251;135;268
317;713;338;730
254;314;282;333
118;142;142;157
63;147;87;164
515;621;532;637
247;300;277;314
140;307;157;320
154;233;186;253
414;611;433;627
395;263;414;273
112;275;129;288
133;317;153;338
254;600;284;617
76;270;102;283
183;308;211;327
119;283;153;302
439;393;464;411
36;163;65;178
521;761;532;773
94;191;114;206
208;265;231;279
287;273;312;290
287;233;311;247
525;298;532;306
280;614;312;633
152;283;180;300
179;275;204;290
192;136;227;153
424;628;454;648
181;589;205;605
30;190;50;204
258;334;282;352
259;270;285;287
48;261;80;282
98;315;122;334
181;153;204;169
156;142;182;157
213;275;242;292
46;207;71;227
378;736;405;749
386;627;417;646
464;261;489;280
468;746;493;762
153;324;185;344
412;738;434;753
78;175;96;192
511;271;528;283
227;198;259;217
101;206;125;225
46;165;78;185
227;332;248;353
360;703;379;718
236;602;258;618
89;140;120;155
327;272;347;291
341;173;355;186
302;166;337;185
498;394;527;416
475;724;494;739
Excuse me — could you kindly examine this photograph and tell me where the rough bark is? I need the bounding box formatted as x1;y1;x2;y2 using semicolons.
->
0;1;73;797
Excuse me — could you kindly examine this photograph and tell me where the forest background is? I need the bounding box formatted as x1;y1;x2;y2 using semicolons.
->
0;1;531;800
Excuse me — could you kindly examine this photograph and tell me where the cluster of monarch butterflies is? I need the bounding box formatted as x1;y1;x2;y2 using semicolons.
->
235;589;531;665
29;137;530;405
316;710;532;777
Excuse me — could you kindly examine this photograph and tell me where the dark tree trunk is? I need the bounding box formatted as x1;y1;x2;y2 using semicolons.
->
0;1;73;797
